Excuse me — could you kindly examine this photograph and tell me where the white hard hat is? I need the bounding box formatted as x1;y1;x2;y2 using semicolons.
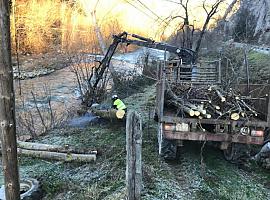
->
112;94;118;100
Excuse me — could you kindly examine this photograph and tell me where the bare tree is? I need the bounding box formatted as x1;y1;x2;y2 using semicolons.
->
179;0;193;49
162;0;194;48
194;0;225;54
0;1;20;199
221;0;239;21
163;0;225;54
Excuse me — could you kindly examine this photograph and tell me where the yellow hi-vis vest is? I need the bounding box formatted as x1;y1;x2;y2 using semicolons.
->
113;99;126;110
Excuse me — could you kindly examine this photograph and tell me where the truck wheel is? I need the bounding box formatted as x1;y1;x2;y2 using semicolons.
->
20;178;42;200
160;139;177;160
223;143;250;163
158;123;177;160
223;143;237;162
0;178;42;200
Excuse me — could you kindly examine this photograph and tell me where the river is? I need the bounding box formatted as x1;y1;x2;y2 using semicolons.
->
13;48;166;137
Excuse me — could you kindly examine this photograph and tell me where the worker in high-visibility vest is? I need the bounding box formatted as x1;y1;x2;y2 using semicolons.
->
111;94;127;112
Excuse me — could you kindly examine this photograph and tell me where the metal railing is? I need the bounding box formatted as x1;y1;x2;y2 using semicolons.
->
165;59;221;85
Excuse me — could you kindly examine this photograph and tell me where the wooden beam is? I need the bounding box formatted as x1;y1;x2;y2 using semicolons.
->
0;1;20;199
164;131;264;145
161;116;269;127
126;111;142;200
267;92;270;125
160;57;166;118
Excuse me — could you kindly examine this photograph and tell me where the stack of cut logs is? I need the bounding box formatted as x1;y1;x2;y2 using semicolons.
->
0;141;97;162
166;83;259;121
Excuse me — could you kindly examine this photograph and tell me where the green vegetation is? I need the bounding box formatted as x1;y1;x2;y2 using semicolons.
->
213;47;270;86
196;146;270;200
248;51;270;83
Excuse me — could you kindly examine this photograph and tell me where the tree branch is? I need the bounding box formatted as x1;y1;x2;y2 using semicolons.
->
222;0;238;21
194;0;224;54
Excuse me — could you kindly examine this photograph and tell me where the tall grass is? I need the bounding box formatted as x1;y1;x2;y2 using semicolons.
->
11;0;123;54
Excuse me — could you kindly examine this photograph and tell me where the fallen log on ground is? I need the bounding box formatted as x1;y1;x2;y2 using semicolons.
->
91;107;125;120
17;141;97;155
17;148;96;162
0;141;97;162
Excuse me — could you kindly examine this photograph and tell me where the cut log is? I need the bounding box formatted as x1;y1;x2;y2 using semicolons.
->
0;141;97;162
197;107;206;115
91;108;120;120
231;113;240;120
165;83;261;121
185;103;204;115
17;148;96;162
183;106;195;117
17;141;97;154
194;111;201;117
203;114;212;119
240;112;246;117
215;88;226;102
116;110;126;119
214;105;221;110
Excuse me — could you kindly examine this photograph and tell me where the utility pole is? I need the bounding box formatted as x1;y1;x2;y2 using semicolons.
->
0;1;20;199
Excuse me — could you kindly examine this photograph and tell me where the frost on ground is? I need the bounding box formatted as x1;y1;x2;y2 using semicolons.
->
0;85;268;199
1;48;269;199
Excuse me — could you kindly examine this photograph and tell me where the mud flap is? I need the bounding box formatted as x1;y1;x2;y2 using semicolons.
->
158;123;177;160
223;143;250;164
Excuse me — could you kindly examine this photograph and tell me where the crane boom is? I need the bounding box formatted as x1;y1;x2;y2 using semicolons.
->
91;32;196;89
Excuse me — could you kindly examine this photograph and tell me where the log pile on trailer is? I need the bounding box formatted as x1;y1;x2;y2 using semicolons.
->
165;83;265;122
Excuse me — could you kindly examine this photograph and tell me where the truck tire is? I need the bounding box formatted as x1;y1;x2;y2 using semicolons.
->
0;178;42;200
223;143;250;163
20;178;42;200
158;123;177;160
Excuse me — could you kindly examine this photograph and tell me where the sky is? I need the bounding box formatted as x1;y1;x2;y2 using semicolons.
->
79;0;235;39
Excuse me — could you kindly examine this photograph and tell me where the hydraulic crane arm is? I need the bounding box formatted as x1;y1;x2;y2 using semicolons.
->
92;32;196;89
118;33;196;63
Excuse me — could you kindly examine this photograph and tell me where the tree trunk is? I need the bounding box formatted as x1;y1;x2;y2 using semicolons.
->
17;148;96;162
222;0;238;21
194;18;209;54
0;141;97;162
16;141;97;154
194;0;223;54
91;107;118;119
0;1;20;199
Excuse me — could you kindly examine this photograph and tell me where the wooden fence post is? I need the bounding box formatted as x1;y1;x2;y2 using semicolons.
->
0;1;20;199
126;111;142;200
